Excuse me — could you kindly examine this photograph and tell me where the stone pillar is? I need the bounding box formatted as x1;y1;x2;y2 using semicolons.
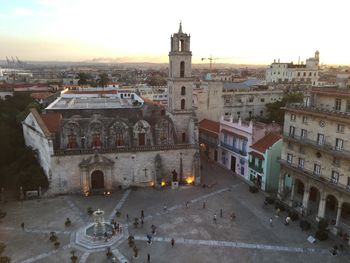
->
105;167;113;192
277;172;285;200
81;168;89;194
289;177;295;207
316;192;326;221
302;183;310;215
335;201;343;227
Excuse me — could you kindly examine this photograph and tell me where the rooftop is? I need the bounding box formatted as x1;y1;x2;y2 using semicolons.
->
199;119;220;134
40;112;62;133
250;132;281;153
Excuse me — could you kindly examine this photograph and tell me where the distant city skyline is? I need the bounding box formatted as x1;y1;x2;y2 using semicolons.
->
0;0;349;65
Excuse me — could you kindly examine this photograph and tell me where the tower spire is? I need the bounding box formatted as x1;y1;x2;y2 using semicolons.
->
178;21;183;33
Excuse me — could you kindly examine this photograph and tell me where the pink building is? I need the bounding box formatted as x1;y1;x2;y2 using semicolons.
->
218;116;280;180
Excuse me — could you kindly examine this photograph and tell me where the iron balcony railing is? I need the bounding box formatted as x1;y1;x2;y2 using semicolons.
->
283;132;350;159
280;159;350;193
220;141;247;156
199;136;219;147
285;103;350;118
54;144;197;156
248;162;263;173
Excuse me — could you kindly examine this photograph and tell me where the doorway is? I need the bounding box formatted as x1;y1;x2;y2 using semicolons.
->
230;156;236;172
91;170;104;189
214;150;218;162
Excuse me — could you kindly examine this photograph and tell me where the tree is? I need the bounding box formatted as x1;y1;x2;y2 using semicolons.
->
265;92;304;125
97;73;109;87
77;73;90;86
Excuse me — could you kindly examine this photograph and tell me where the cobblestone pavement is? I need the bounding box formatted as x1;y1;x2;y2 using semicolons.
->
0;158;348;263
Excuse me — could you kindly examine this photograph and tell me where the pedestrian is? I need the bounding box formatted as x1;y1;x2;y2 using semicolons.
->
275;208;280;218
220;208;223;218
147;234;152;244
147;253;151;262
230;212;236;221
21;222;24;230
141;210;144;219
163;205;167;212
202;201;206;209
171;238;175;248
284;216;291;226
141;218;144;228
213;214;217;224
126;213;129;221
151;224;157;235
186;201;190;208
269;217;273;227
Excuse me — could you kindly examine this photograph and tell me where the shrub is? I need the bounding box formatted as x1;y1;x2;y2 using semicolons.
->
274;201;285;212
115;211;121;217
49;232;57;242
54;241;60;248
318;219;328;231
133;246;139;258
289;211;299;221
65;218;71;227
265;196;275;204
133;217;139;228
70;250;78;263
249;185;258;193
315;230;328;241
106;247;113;258
128;236;135;248
87;207;93;216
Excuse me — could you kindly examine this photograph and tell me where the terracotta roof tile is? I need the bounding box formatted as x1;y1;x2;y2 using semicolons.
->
30;92;55;100
40;112;62;133
199;119;220;134
250;132;281;153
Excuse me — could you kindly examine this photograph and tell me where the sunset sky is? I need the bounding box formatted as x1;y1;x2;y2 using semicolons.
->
0;0;349;65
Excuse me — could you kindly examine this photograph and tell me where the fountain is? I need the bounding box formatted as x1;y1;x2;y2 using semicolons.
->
85;209;113;239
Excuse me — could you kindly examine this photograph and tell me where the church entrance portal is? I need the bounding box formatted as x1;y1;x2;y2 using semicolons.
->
91;170;104;189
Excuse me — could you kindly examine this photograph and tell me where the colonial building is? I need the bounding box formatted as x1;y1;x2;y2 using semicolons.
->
266;51;320;86
278;87;350;239
248;132;282;192
218;116;280;180
199;119;220;163
22;24;200;195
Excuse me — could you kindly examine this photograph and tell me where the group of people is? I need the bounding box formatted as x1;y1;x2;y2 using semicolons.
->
110;219;122;235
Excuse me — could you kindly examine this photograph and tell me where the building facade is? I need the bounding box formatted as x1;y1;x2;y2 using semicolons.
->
22;24;200;196
199;119;220;163
248;132;283;192
278;87;350;239
266;51;320;86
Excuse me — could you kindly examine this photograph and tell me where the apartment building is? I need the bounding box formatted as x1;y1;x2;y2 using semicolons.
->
279;87;350;239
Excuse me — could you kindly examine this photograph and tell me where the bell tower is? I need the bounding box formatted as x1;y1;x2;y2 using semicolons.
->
168;22;193;113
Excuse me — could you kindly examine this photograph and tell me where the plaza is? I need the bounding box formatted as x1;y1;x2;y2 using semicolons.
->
0;158;348;263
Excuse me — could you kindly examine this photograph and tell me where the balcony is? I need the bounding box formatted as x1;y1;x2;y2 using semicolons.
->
280;159;350;194
249;162;263;173
199;136;219;148
220;141;247;156
283;133;350;160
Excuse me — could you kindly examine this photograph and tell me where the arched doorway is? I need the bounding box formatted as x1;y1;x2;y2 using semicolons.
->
325;194;338;225
308;186;320;215
91;170;104;189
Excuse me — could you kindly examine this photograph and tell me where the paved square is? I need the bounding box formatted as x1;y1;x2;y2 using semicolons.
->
0;158;348;262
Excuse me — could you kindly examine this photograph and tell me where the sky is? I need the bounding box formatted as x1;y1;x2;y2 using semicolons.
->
0;0;349;65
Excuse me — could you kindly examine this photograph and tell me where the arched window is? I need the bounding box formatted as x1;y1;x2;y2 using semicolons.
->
181;86;186;95
115;131;124;146
179;39;184;51
92;133;101;148
182;132;186;143
67;134;77;149
180;61;185;77
181;99;185;110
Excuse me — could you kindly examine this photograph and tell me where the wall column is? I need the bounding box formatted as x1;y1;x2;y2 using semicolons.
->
81;168;89;194
277;171;285;200
335;201;343;227
317;192;327;221
302;183;310;215
289;177;295;207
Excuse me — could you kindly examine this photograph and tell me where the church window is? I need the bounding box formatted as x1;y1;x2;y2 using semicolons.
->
181;86;186;95
180;39;184;52
181;99;185;110
180;61;185;77
115;132;124;146
182;132;186;143
138;133;145;146
67;134;78;149
92;133;102;148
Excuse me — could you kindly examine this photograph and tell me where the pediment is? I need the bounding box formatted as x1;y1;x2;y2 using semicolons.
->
79;152;114;168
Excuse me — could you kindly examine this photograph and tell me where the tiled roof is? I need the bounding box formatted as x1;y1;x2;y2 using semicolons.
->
65;90;118;94
40;112;62;133
199;119;220;134
221;129;247;140
250;132;281;153
30;92;54;100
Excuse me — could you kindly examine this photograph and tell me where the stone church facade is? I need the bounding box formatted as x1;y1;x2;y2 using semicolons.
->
22;24;200;195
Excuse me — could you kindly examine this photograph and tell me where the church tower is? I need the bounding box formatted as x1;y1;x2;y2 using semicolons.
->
167;23;196;144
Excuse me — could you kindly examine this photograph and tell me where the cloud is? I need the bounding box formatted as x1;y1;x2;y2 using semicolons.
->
13;8;33;17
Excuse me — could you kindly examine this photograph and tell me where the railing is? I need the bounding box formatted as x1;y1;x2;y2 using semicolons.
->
249;162;263;173
54;144;197;156
280;159;350;193
283;132;350;159
220;141;247;156
199;136;218;147
285;103;350;118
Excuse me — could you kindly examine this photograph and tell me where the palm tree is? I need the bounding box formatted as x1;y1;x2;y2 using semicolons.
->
97;73;109;87
77;73;90;86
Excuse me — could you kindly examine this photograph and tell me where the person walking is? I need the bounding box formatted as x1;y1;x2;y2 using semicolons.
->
21;222;24;230
202;201;206;209
171;238;175;248
126;213;129;222
186;201;190;208
213;214;217;224
141;210;144;219
141;218;144;228
220;208;223;218
147;253;151;262
269;217;273;227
